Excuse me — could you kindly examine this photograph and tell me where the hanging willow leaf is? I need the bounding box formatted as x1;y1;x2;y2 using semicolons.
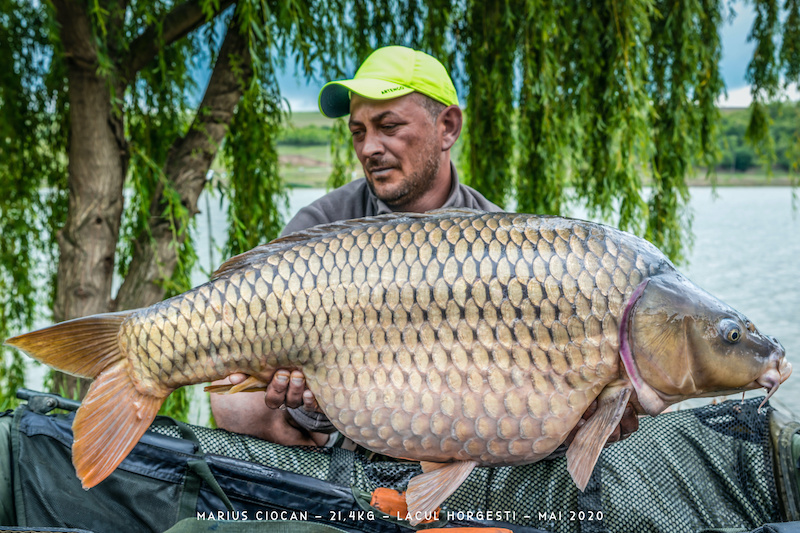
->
224;84;287;255
0;0;66;408
782;0;800;83
329;117;358;190
744;0;782;169
461;0;517;208
516;0;568;216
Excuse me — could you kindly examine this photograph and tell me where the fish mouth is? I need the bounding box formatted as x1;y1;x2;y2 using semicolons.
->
752;355;793;408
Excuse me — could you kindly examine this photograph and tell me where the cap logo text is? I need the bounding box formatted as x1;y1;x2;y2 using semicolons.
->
381;86;405;95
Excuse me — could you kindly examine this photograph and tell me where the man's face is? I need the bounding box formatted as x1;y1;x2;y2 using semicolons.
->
348;94;442;209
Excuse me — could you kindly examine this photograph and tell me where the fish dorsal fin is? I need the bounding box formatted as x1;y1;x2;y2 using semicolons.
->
425;207;486;216
211;244;278;281
211;209;488;280
211;213;421;280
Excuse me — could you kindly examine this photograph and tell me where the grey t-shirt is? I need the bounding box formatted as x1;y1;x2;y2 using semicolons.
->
281;162;501;237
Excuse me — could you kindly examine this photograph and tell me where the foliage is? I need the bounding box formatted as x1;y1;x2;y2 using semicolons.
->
0;0;798;419
224;85;287;255
277;124;331;146
0;0;67;410
515;2;570;216
744;0;800;169
158;387;190;419
716;104;800;176
459;0;517;207
784;0;800;84
573;0;653;237
120;31;198;298
328;118;358;190
645;0;725;262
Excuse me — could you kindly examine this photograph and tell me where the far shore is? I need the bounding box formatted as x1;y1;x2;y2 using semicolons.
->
277;164;798;190
684;175;796;187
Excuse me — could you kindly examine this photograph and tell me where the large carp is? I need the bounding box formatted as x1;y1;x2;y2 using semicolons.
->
6;209;791;522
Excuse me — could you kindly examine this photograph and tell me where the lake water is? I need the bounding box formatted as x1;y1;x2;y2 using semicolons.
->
23;186;800;422
668;187;799;414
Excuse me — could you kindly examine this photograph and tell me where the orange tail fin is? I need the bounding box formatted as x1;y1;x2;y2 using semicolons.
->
5;312;169;488
73;362;165;488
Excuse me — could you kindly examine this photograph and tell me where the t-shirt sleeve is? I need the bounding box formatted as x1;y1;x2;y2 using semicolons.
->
460;184;503;212
280;180;370;237
280;206;331;237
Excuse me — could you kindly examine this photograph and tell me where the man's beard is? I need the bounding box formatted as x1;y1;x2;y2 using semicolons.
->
365;142;441;209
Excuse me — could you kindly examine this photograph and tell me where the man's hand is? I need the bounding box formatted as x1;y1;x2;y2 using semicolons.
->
226;370;319;411
209;373;327;447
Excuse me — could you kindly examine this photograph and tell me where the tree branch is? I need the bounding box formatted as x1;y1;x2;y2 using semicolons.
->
123;0;236;83
114;12;252;311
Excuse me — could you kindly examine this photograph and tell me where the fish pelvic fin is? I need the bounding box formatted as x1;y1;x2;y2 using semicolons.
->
74;361;168;489
4;312;133;379
204;375;269;394
405;460;477;526
566;385;632;491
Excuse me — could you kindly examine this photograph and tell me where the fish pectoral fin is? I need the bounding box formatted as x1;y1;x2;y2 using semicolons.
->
73;361;168;489
405;460;477;526
566;386;632;492
419;461;448;473
204;375;268;394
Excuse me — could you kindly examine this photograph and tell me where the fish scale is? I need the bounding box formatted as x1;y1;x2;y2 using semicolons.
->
121;212;655;465
7;208;790;523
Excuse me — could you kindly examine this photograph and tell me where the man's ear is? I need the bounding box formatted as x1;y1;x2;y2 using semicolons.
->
438;105;463;151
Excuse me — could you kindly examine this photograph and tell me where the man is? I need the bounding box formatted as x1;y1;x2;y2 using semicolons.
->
210;45;638;450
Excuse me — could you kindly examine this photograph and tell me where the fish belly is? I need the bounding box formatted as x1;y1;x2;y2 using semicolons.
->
305;350;610;465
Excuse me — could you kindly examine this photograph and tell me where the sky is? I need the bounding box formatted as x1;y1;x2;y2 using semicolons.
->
716;1;800;106
275;2;799;113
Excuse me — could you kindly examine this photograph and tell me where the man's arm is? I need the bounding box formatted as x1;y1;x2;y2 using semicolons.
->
208;372;328;447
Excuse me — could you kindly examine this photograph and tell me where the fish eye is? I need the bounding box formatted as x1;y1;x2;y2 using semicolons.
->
719;319;743;344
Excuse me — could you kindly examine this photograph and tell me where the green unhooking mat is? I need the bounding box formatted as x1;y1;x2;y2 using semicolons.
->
0;392;798;533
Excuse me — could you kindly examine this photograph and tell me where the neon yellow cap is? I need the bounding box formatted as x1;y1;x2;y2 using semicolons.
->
318;45;458;118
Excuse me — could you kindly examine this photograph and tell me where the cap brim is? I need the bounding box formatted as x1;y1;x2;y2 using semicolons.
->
318;78;415;118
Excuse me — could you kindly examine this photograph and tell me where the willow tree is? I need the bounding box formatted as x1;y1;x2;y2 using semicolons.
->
0;0;453;412
1;0;798;414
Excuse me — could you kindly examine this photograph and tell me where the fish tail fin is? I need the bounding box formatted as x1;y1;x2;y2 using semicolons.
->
73;361;167;488
4;312;133;379
5;311;169;488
